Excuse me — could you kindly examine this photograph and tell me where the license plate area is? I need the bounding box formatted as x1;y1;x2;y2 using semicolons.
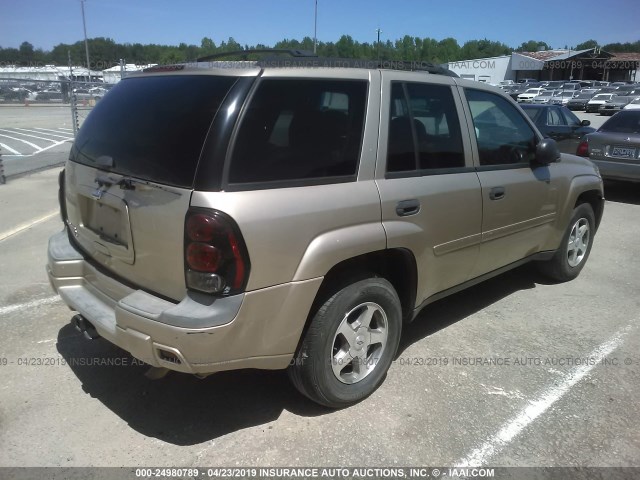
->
76;190;135;265
610;146;637;159
84;201;127;246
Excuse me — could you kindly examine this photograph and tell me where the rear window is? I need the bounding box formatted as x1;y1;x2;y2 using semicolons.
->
599;111;640;134
228;79;367;185
70;75;238;187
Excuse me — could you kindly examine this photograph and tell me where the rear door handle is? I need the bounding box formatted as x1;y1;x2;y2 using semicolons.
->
489;186;505;200
396;199;420;217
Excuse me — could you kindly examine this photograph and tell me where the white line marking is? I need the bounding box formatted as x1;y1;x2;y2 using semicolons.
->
58;128;74;132
455;326;631;467
0;138;71;158
0;210;59;242
0;128;57;143
0;133;42;151
16;128;72;139
33;127;73;135
0;142;21;155
0;296;60;316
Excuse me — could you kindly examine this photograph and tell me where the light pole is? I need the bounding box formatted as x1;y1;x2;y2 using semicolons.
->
376;28;382;63
80;0;91;82
313;0;318;54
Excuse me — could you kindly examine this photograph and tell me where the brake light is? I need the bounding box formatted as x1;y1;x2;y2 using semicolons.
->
184;209;250;295
576;140;589;157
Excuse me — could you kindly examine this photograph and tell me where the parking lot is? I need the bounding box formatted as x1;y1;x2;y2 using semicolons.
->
0;104;638;472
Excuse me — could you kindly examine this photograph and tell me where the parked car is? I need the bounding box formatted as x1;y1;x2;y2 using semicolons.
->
577;110;640;182
532;90;561;104
567;92;597;111
550;90;578;106
598;96;637;116
47;57;604;408
586;93;618;113
562;83;581;91
623;97;640;110
520;104;595;154
35;90;63;102
540;81;565;89
517;87;547;103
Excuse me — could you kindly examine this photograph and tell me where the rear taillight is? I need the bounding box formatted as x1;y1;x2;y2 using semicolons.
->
184;209;250;295
576;140;589;157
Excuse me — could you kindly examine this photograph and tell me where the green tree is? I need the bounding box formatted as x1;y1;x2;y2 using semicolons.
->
576;39;598;50
517;40;551;52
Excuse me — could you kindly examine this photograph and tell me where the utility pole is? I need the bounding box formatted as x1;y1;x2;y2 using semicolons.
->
80;0;91;83
376;28;382;63
313;0;318;54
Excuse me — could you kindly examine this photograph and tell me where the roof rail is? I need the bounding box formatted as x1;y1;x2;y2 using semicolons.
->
254;57;458;77
189;51;458;77
197;49;317;62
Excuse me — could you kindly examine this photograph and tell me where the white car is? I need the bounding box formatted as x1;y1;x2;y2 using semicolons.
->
623;97;640;110
585;93;618;113
517;88;547;103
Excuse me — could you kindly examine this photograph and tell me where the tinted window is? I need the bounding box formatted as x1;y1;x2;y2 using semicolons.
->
465;89;537;166
228;79;367;184
599;111;640;133
547;108;566;126
70;75;238;188
387;82;465;173
522;107;542;123
561;108;581;127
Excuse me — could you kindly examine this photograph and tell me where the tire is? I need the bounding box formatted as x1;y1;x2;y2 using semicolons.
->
288;277;402;408
537;203;595;282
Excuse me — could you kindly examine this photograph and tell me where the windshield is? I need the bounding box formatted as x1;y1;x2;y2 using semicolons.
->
599;111;640;133
592;94;611;100
575;94;593;99
70;75;238;188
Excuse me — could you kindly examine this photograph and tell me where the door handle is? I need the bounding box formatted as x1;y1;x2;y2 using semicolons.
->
489;186;505;200
396;199;420;217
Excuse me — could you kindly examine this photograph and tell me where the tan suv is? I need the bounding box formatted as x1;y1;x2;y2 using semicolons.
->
47;53;604;408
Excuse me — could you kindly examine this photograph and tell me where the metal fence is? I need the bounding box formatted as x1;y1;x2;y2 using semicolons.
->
0;77;112;135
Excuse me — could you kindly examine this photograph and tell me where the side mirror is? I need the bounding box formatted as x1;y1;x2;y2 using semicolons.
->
581;119;591;126
535;138;561;165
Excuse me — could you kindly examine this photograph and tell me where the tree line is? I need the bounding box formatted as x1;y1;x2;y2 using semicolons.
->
1;36;639;70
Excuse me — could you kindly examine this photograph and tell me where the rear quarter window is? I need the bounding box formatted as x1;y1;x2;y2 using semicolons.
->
227;79;367;186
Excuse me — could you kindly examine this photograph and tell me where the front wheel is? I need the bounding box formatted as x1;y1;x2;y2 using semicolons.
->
537;203;595;282
288;277;402;408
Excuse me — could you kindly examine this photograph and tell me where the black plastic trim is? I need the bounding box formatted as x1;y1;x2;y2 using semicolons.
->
411;250;556;321
193;76;258;192
475;162;531;172
385;166;476;179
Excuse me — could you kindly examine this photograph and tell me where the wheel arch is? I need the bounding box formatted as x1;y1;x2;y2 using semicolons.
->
292;248;418;355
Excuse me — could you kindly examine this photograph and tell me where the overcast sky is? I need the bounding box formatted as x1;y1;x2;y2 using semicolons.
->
1;0;639;50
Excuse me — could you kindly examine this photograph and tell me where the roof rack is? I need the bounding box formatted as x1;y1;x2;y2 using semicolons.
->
197;49;316;62
193;49;457;77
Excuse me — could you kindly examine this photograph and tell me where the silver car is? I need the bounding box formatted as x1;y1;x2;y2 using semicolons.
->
577;110;640;182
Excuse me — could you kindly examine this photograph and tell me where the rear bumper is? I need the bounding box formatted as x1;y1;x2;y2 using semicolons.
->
590;159;640;182
47;230;322;374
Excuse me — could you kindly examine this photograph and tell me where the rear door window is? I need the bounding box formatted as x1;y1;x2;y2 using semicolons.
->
70;75;238;188
227;79;367;185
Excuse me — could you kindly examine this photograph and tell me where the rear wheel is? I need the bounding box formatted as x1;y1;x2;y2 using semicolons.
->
538;203;595;282
288;277;402;408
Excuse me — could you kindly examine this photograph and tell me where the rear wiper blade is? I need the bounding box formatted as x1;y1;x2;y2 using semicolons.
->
94;174;181;196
